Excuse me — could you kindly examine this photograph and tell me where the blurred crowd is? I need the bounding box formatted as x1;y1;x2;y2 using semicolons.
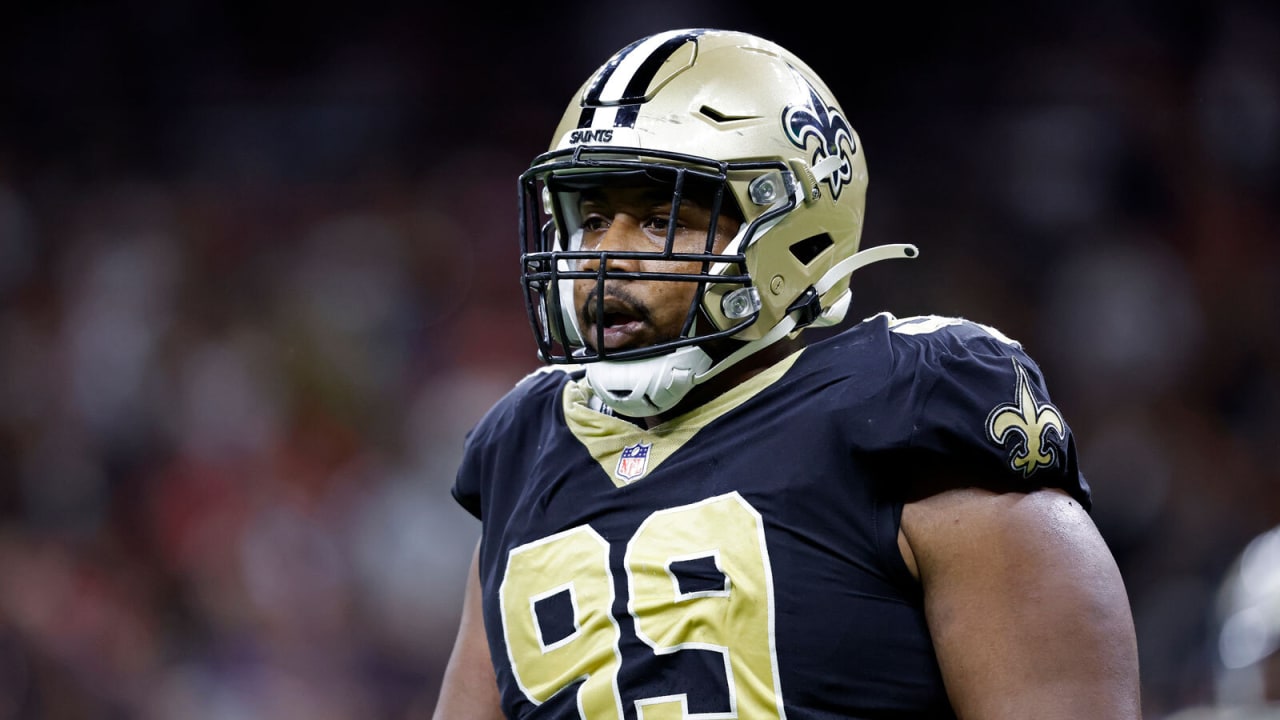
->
1;1;1277;718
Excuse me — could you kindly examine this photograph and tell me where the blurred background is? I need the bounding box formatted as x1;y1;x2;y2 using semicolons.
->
1;0;1277;717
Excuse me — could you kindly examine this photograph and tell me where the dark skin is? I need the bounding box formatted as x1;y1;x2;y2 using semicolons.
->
433;185;1141;719
571;184;803;428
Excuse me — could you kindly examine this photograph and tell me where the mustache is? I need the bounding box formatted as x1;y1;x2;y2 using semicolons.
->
579;284;652;326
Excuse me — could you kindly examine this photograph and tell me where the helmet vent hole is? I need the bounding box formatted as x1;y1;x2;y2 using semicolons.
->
698;105;755;124
789;234;834;265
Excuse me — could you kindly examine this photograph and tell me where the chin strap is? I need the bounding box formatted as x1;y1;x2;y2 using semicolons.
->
821;242;919;295
812;242;918;324
692;242;919;385
586;243;918;416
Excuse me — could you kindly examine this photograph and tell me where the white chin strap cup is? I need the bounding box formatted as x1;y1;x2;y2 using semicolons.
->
585;346;713;417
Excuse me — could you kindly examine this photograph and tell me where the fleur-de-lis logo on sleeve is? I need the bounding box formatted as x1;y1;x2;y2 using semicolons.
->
985;360;1065;477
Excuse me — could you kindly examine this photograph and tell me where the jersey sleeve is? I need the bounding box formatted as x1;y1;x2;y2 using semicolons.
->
452;424;490;520
897;317;1091;509
451;368;569;520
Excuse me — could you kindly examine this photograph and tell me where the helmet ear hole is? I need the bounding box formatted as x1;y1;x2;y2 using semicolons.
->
789;234;835;265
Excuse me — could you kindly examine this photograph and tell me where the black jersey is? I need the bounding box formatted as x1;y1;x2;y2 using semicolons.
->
453;313;1090;719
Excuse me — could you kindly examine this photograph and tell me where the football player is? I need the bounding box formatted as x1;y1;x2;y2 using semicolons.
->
434;28;1140;719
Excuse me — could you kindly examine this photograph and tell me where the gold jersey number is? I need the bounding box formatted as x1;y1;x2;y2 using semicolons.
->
498;492;785;719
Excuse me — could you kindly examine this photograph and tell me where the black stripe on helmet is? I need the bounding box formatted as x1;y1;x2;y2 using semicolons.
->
581;29;705;111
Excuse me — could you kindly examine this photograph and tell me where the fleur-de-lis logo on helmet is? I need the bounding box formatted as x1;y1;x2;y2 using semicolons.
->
985;360;1066;477
783;75;855;200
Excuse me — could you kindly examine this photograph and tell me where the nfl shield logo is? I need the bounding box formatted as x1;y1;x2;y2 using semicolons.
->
615;442;652;482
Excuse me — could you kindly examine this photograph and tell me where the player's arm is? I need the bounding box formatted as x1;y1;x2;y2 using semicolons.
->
433;540;503;720
899;487;1141;719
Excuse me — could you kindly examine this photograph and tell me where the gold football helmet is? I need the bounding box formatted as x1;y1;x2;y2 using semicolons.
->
519;28;916;415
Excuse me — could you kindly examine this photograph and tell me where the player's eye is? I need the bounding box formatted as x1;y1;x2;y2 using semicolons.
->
580;215;610;233
642;215;673;235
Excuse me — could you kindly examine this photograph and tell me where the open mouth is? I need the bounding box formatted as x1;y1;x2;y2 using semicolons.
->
585;298;648;350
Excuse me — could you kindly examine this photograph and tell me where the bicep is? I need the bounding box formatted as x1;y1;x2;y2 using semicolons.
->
900;487;1141;720
432;540;503;720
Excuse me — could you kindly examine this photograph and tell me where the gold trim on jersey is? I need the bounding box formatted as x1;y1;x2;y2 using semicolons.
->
563;350;805;487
